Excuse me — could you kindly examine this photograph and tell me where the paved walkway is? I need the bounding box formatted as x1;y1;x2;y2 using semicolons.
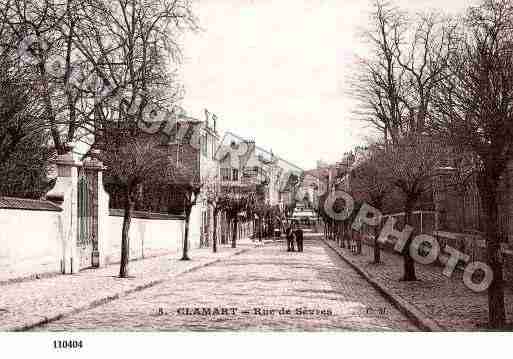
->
324;238;513;331
37;237;417;331
0;242;252;331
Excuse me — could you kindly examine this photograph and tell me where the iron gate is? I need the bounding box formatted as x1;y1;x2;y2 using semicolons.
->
77;168;99;270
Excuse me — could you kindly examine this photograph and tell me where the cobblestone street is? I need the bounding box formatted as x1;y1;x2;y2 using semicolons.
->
39;237;417;331
0;244;250;331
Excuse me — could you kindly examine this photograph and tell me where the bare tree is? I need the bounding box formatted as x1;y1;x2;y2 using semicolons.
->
429;0;513;329
74;0;197;130
174;180;202;261
0;0;196;154
222;185;254;248
98;133;171;278
394;11;459;133
1;0;88;153
350;0;458;142
205;175;231;253
350;0;409;143
379;134;447;280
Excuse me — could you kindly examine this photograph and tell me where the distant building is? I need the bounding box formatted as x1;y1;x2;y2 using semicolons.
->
217;132;303;210
93;108;222;249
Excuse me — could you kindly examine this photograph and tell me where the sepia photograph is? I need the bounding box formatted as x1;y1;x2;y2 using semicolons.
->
0;0;512;355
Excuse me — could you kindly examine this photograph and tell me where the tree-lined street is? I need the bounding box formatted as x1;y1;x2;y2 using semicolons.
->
2;0;513;336
36;237;416;331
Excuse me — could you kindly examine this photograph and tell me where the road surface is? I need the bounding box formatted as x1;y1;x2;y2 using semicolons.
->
39;237;417;331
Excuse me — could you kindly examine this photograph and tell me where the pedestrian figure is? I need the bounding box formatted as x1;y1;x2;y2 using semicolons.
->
286;226;295;252
285;227;291;251
295;226;304;252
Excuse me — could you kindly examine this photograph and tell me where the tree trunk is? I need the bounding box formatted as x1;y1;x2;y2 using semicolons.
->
402;198;417;281
181;207;191;260
373;223;381;264
222;214;227;244
258;217;262;242
356;231;362;255
120;190;134;278
349;227;353;250
232;216;238;248
479;177;506;329
340;223;345;248
213;208;218;253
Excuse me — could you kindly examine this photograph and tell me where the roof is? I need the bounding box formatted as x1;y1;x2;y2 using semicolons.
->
0;197;62;212
221;131;304;172
109;209;185;220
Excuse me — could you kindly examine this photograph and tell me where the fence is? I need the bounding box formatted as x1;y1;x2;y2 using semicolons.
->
356;210;513;282
382;210;436;234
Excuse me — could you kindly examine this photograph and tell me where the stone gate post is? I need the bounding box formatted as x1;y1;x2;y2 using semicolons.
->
46;144;82;274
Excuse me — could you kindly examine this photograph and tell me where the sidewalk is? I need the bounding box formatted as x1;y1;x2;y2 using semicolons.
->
0;241;252;331
323;237;513;331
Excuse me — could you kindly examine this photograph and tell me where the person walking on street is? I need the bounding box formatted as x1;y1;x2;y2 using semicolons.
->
295;225;304;252
285;227;291;251
286;226;295;252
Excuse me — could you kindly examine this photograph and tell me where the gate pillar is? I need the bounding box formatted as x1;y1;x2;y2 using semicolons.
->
47;144;82;274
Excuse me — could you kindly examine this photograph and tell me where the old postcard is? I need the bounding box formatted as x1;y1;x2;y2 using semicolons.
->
1;0;512;356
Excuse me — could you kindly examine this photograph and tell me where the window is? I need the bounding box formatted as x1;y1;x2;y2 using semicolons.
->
221;168;231;181
232;169;239;182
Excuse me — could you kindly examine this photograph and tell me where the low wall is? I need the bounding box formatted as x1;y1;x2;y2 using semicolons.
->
106;210;185;264
0;198;64;283
433;231;513;282
359;229;513;282
189;204;202;249
0;194;196;282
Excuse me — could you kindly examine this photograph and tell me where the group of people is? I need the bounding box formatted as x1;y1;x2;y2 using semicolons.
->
285;222;304;252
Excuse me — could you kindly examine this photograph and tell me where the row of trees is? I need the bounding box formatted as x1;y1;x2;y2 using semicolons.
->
342;0;513;329
205;175;285;254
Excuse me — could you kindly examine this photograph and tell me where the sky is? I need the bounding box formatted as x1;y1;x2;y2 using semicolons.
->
178;0;475;170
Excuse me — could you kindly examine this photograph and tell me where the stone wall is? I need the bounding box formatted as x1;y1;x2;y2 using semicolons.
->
188;204;202;249
0;200;63;283
106;210;186;264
